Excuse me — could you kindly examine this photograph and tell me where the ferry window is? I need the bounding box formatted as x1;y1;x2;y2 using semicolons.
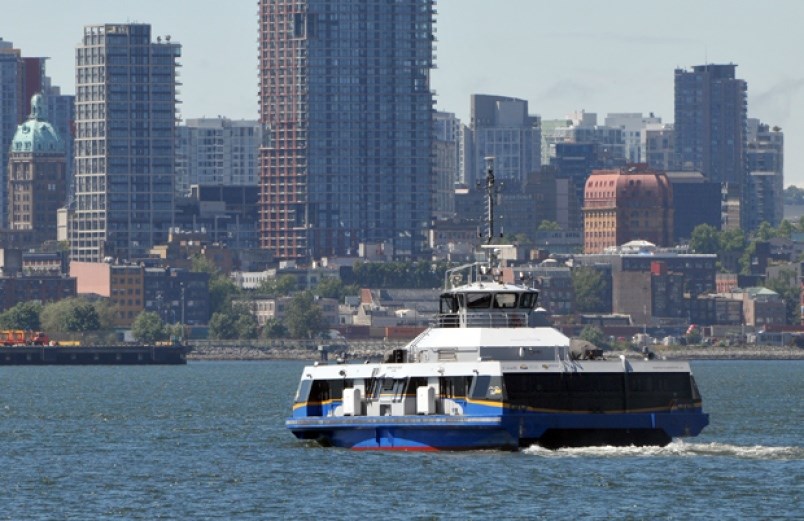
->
466;292;492;309
470;375;504;401
294;379;312;403
470;375;490;398
494;293;517;308
440;376;471;398
367;378;380;398
328;379;345;400
690;376;702;401
440;295;458;313
309;380;330;403
406;377;428;396
519;293;537;309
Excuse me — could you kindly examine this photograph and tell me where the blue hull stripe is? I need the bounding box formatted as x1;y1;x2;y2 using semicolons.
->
287;410;709;450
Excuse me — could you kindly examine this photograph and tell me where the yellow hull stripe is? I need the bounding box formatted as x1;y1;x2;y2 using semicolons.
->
294;398;702;414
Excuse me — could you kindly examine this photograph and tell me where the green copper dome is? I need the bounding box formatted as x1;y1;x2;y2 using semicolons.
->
10;93;65;154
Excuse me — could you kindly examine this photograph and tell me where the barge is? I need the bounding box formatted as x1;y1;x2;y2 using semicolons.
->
0;344;190;365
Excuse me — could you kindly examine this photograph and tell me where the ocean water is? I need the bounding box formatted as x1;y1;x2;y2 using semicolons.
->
1;360;801;520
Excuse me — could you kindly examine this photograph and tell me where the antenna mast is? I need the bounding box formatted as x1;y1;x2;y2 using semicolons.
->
482;156;498;245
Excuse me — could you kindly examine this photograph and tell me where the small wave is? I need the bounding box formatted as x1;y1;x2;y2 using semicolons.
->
523;440;803;460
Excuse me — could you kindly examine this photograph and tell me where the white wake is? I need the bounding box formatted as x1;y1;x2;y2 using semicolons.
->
522;440;803;460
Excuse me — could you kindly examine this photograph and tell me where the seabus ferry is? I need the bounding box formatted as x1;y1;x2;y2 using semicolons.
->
286;160;709;451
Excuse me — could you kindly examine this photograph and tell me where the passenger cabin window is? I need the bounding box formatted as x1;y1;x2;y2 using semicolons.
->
306;379;349;403
440;376;471;398
519;292;537;309
466;292;492;309
469;375;505;401
493;293;517;308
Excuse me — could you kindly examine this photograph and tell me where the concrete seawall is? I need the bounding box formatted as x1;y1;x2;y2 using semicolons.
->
187;340;804;362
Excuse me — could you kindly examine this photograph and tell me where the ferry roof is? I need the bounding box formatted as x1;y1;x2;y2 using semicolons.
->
412;326;570;349
300;357;693;381
446;281;534;293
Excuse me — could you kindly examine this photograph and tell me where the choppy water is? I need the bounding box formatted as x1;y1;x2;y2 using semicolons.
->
1;360;801;519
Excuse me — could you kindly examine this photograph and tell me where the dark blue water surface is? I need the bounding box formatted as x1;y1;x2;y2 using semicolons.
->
1;360;801;520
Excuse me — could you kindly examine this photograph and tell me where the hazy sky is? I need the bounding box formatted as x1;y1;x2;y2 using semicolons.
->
5;0;804;184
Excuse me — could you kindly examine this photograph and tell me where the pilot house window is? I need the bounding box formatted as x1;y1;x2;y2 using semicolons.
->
466;293;492;309
493;293;517;308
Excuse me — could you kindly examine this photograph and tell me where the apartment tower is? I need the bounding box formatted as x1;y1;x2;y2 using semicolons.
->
258;0;435;260
674;64;747;227
71;24;180;262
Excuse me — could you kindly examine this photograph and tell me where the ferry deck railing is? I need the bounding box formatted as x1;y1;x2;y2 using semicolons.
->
433;311;529;328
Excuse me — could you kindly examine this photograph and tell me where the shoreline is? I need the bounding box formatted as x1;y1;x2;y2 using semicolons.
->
187;344;804;362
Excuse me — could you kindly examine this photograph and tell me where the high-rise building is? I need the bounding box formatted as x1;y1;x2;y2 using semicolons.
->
70;24;181;262
7;94;66;241
674;64;747;225
258;0;435;261
643;123;675;171
175;118;262;195
539;119;569;167
433;111;460;221
604;113;662;164
746;119;784;229
0;39;22;230
463;94;540;188
0;41;74;230
43;85;75;203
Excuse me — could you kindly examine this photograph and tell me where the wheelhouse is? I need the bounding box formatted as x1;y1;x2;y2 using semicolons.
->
437;287;539;328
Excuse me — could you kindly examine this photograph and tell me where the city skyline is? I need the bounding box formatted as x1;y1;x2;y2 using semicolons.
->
4;0;804;184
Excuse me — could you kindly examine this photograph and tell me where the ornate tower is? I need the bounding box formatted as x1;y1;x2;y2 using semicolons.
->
7;93;66;242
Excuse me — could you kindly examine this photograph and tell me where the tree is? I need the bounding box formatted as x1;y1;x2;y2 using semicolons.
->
689;224;720;254
783;185;804;205
765;268;801;325
41;298;104;333
191;254;220;275
0;301;43;330
349;260;449;289
755;221;775;241
208;275;239;315
208;311;238;340
256;274;297;296
233;304;260;339
314;277;344;299
64;301;101;332
132;311;168;343
579;325;607;349
777;219;794;239
262;318;288;339
285;291;327;339
572;267;607;313
719;228;746;253
537;220;561;231
739;240;757;275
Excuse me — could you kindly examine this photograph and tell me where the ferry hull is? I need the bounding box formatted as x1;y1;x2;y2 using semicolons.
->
287;416;519;451
517;409;709;449
286;409;709;451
